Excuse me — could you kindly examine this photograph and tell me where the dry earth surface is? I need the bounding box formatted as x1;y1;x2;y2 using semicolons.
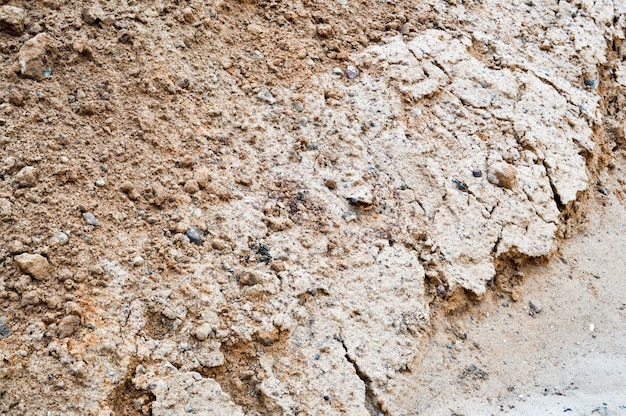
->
0;0;625;415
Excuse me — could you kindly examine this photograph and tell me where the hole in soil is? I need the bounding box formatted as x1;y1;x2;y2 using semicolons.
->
107;360;155;416
195;341;271;415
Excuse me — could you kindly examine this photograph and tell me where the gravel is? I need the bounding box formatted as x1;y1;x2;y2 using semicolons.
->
185;226;204;245
14;253;50;281
83;212;98;225
53;232;69;245
346;65;359;79
529;300;542;314
0;323;11;339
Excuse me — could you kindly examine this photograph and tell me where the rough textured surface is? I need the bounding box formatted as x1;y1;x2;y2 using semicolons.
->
0;0;624;415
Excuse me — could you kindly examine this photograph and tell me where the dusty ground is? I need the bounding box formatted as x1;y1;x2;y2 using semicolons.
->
413;186;626;415
0;0;625;415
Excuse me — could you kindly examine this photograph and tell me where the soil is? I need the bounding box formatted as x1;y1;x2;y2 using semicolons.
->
0;0;625;415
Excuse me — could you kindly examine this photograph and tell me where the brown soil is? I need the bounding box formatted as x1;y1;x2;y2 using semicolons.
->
0;0;625;415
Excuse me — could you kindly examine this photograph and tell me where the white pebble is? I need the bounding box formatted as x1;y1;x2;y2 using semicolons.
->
346;65;359;79
83;212;98;225
332;67;344;76
95;178;106;187
132;256;145;267
53;232;69;245
589;323;595;332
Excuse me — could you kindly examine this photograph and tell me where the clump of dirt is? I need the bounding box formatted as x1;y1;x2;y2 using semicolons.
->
0;0;624;415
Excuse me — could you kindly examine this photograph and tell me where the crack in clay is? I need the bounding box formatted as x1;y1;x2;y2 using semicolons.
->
542;160;565;211
339;338;385;416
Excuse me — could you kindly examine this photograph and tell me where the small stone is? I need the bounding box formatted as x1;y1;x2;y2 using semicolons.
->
346;65;359;79
472;169;483;178
0;198;12;218
324;179;337;190
17;33;58;81
21;290;41;306
95;178;106;187
487;162;517;189
53;232;69;246
7;88;26;106
8;240;25;254
14;253;50;280
436;285;446;296
210;239;227;250
194;167;212;189
529;300;542;314
194;323;212;341
293;101;304;112
179;155;195;168
332;67;344;76
182;7;195;23
0;323;11;339
57;315;80;338
82;5;106;25
83;212;98;225
316;24;334;38
588;323;595;332
132;256;145;267
256;327;279;346
346;186;374;205
238;271;259;286
185;226;203;245
183;179;200;194
14;166;37;188
257;90;276;105
0;5;26;35
583;78;599;89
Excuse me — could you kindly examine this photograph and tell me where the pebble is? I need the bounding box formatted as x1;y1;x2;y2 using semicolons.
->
21;290;41;306
238;271;260;286
185;226;204;245
53;232;69;246
316;24;334;38
82;5;106;25
293;101;304;112
0;5;26;35
436;285;446;296
346;186;374;205
9;240;25;254
132;256;145;267
0;198;12;217
324;178;337;190
346;65;359;79
589;323;595;332
183;179;200;194
0;323;11;339
472;169;482;178
14;253;50;280
14;166;37;188
257;90;276;105
529;300;542;314
95;178;106;187
83;212;98;225
332;67;344;76
584;78;599;89
193;323;212;341
57;315;80;338
17;33;56;81
487;162;517;189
